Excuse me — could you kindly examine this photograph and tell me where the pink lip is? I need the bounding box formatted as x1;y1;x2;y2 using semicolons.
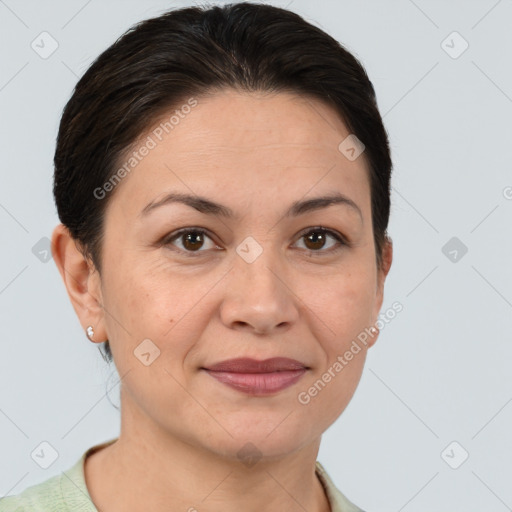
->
202;357;308;396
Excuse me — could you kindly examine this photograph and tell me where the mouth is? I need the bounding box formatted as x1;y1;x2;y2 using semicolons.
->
201;357;309;396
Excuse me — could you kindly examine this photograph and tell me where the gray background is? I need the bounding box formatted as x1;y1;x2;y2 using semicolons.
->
1;0;511;510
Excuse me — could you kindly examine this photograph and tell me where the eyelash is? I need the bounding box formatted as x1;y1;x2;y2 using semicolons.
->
160;226;349;258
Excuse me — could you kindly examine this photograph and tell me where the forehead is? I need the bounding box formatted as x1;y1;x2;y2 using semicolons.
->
109;89;370;217
152;89;353;153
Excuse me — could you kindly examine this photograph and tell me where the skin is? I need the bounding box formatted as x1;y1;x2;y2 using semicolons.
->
52;89;392;512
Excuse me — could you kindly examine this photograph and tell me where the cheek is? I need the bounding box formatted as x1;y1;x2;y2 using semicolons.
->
320;356;367;427
308;266;375;418
310;266;376;348
296;336;368;431
99;256;170;350
300;278;372;417
103;257;214;361
105;253;170;310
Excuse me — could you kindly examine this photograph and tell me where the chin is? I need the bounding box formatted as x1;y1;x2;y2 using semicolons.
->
201;415;318;462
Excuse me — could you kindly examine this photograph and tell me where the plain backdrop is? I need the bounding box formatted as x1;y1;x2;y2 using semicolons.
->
1;1;511;511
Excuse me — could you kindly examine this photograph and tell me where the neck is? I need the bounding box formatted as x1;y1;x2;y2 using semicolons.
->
84;398;331;512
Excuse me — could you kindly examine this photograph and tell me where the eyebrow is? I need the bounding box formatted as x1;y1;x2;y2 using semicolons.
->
140;191;363;222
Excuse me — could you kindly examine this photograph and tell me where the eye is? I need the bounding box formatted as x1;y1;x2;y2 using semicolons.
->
161;226;348;257
294;227;348;255
162;228;220;256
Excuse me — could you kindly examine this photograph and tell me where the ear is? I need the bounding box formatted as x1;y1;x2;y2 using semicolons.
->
368;237;393;348
51;223;107;344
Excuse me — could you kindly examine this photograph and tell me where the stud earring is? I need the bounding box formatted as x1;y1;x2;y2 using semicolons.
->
86;325;95;341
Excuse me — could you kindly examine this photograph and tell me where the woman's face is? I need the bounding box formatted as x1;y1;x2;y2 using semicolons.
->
90;89;391;459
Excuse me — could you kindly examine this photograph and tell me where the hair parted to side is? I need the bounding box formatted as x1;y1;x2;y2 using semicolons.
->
53;2;392;364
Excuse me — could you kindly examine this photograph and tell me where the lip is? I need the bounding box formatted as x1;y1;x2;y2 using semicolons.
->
204;357;308;373
202;357;309;396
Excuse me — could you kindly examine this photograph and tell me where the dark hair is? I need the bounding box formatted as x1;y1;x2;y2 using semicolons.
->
53;2;392;364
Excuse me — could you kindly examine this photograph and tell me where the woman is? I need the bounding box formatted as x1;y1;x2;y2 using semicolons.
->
0;2;392;511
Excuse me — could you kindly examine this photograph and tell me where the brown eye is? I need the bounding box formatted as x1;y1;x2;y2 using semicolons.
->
295;227;347;255
181;231;205;251
304;231;328;250
164;228;219;256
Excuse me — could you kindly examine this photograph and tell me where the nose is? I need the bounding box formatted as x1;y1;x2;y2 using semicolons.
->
219;248;300;335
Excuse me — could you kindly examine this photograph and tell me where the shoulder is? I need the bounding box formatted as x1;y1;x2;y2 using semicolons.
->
0;442;110;512
0;472;64;512
315;461;367;512
0;438;117;512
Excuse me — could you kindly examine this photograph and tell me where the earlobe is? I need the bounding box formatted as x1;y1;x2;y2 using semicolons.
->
51;224;107;343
